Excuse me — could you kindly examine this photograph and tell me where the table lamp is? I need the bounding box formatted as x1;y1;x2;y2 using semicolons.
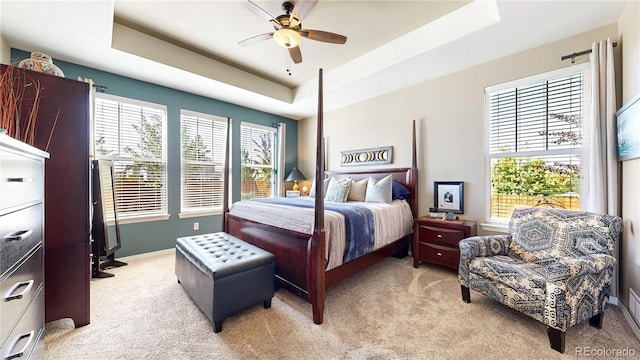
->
285;167;306;191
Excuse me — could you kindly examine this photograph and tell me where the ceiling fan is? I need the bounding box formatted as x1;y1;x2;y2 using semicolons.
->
238;0;347;64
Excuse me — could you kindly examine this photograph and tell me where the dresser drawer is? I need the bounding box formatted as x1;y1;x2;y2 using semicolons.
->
0;245;43;346
0;287;44;359
417;225;465;247
0;204;43;277
0;148;44;212
418;242;460;270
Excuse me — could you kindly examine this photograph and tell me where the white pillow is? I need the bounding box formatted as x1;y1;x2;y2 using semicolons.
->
347;178;368;202
365;175;392;203
325;177;351;203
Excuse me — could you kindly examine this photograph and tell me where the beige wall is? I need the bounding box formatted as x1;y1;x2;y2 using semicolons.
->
300;23;618;230
0;34;9;64
618;0;640;326
0;3;6;64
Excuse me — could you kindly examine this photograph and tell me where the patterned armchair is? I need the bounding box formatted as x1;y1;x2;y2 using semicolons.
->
458;207;623;353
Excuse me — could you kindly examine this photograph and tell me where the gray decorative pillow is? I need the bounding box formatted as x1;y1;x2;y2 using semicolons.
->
365;175;392;203
347;178;368;202
325;177;351;203
309;178;331;198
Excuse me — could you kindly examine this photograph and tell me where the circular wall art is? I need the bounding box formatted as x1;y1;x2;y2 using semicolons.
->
340;146;392;166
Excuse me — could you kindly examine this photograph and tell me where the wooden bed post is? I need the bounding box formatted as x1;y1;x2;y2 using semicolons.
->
222;117;231;232
411;119;418;214
309;68;326;324
412;119;417;169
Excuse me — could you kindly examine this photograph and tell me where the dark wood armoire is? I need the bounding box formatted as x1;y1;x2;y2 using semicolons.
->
2;64;91;327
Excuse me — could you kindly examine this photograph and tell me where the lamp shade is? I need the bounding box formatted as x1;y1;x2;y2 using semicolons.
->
285;167;306;182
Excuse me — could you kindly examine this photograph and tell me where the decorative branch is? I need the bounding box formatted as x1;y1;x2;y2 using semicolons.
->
0;64;43;146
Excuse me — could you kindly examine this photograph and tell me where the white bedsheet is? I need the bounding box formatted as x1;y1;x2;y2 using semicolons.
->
228;197;414;270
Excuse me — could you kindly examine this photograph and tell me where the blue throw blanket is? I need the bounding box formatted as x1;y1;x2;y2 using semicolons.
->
253;198;375;263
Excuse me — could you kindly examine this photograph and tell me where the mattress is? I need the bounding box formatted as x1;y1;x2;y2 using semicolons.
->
228;197;414;270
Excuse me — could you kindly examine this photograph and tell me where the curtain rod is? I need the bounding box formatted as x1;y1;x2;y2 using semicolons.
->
93;83;107;92
561;42;617;63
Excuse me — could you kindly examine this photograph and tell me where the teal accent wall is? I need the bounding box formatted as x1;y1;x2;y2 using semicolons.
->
11;49;299;257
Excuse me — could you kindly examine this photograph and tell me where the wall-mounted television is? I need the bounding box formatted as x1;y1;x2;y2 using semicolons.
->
91;159;126;278
616;93;640;161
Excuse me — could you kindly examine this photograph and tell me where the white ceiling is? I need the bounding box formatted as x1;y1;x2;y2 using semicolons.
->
0;0;628;120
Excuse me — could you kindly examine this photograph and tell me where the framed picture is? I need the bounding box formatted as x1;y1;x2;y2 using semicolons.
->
434;181;464;214
616;92;640;161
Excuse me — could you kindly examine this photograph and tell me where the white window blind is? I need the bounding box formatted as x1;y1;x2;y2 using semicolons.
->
94;94;167;218
240;123;275;200
180;111;228;213
487;70;586;221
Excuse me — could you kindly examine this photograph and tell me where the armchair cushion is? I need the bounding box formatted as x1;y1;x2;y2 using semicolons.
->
546;254;616;281
507;207;621;264
469;255;547;301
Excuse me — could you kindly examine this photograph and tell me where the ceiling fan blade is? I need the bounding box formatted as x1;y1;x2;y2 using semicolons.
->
300;29;347;44
238;32;274;47
240;0;282;29
289;0;318;28
289;46;302;64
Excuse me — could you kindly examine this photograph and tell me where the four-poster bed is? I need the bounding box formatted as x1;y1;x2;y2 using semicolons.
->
222;69;419;324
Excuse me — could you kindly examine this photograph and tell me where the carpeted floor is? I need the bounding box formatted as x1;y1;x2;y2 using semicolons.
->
45;249;640;359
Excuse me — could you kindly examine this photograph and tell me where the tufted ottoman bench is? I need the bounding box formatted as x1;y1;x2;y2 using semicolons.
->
175;232;275;333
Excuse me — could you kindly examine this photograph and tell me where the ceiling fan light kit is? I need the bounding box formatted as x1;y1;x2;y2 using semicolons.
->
274;28;302;48
240;0;347;64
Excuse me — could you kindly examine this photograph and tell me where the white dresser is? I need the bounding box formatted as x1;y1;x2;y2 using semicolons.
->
0;135;48;360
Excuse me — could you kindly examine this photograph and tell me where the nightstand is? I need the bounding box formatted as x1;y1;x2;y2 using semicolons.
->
413;217;477;271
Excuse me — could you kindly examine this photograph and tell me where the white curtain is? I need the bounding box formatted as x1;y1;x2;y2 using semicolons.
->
277;122;286;197
583;38;620;295
584;38;618;214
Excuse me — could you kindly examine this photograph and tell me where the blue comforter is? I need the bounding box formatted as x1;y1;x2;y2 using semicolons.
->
253;198;375;263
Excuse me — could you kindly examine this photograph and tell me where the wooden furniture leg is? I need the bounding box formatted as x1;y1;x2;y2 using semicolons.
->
589;312;604;329
547;327;565;353
461;285;471;303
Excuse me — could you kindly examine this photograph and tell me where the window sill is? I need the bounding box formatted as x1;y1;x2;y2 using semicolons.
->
117;214;171;225
480;221;509;233
178;210;222;219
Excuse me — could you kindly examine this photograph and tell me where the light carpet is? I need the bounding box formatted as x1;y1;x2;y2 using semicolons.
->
45;249;640;359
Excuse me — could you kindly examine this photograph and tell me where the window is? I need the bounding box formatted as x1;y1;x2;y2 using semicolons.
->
486;65;589;223
94;94;167;220
180;110;228;215
240;122;276;199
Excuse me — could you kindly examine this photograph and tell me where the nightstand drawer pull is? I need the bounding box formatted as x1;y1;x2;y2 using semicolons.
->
436;234;443;238
436;252;442;256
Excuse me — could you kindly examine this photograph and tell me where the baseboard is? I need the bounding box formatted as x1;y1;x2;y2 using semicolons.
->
119;248;175;262
616;298;640;341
